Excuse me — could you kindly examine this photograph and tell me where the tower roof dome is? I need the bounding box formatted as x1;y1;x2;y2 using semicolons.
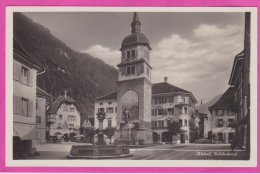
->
121;12;151;50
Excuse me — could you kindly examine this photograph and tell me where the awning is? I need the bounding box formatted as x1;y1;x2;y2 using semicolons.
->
213;127;235;133
179;129;187;133
223;127;236;133
13;125;39;140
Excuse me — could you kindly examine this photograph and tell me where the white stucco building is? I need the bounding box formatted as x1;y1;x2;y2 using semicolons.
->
93;92;117;129
13;38;45;157
46;93;81;140
36;87;50;143
209;87;236;144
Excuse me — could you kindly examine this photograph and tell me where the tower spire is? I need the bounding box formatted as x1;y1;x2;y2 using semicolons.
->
131;12;141;33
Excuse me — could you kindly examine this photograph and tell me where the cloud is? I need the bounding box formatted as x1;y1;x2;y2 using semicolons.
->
80;24;244;102
151;24;244;100
81;45;121;67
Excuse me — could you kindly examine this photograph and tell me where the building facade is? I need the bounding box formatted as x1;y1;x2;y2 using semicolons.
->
13;38;45;157
93;92;117;129
151;79;197;144
115;12;153;144
228;13;250;152
36;87;50;143
46;93;81;140
92;12;197;144
93;78;197;144
209;87;236;144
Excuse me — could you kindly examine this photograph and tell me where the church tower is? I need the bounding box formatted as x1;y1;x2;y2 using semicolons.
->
116;12;153;144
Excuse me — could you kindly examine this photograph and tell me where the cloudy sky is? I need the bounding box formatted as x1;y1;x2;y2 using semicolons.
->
23;11;245;104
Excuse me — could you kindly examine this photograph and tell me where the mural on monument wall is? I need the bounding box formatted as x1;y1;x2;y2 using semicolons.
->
122;90;139;121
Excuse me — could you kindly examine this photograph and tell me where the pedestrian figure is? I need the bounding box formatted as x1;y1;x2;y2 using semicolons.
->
230;138;236;151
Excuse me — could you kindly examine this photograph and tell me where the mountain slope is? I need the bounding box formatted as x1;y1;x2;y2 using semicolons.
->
13;12;118;119
196;94;222;114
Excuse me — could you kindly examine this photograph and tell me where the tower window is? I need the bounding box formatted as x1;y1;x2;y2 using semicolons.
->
127;67;131;74
127;51;131;58
131;66;136;74
126;66;136;75
131;50;136;57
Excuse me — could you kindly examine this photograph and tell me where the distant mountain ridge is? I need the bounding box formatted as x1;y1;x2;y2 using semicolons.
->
13;12;118;120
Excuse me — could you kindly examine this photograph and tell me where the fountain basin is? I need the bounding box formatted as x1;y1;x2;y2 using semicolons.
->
67;144;132;159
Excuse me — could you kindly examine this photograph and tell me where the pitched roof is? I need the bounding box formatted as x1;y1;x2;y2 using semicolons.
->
93;82;197;103
229;50;244;85
209;87;235;109
13;38;45;71
152;82;197;103
36;87;50;98
152;82;191;94
93;92;117;101
196;94;222;114
47;96;80;114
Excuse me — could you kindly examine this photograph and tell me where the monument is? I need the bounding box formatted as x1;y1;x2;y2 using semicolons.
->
114;12;153;145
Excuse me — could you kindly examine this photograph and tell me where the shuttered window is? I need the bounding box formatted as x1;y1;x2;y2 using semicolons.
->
13;96;33;117
13;61;33;86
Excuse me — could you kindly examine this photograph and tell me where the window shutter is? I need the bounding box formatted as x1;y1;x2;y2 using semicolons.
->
13;62;17;80
28;69;33;86
13;96;17;114
29;100;33;117
19;97;22;115
155;109;157;116
13;62;21;81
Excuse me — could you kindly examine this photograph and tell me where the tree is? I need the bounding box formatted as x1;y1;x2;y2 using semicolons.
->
103;127;116;144
79;127;85;135
84;127;96;143
168;121;181;135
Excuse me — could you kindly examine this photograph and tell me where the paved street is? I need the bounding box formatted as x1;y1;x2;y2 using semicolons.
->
26;143;249;160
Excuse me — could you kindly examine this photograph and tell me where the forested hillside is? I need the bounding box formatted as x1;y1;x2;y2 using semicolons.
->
13;12;118;120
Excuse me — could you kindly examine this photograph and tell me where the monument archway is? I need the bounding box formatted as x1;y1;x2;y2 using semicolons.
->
121;90;139;121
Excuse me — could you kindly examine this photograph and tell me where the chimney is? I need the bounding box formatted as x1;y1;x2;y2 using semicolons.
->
64;90;67;98
164;77;168;82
